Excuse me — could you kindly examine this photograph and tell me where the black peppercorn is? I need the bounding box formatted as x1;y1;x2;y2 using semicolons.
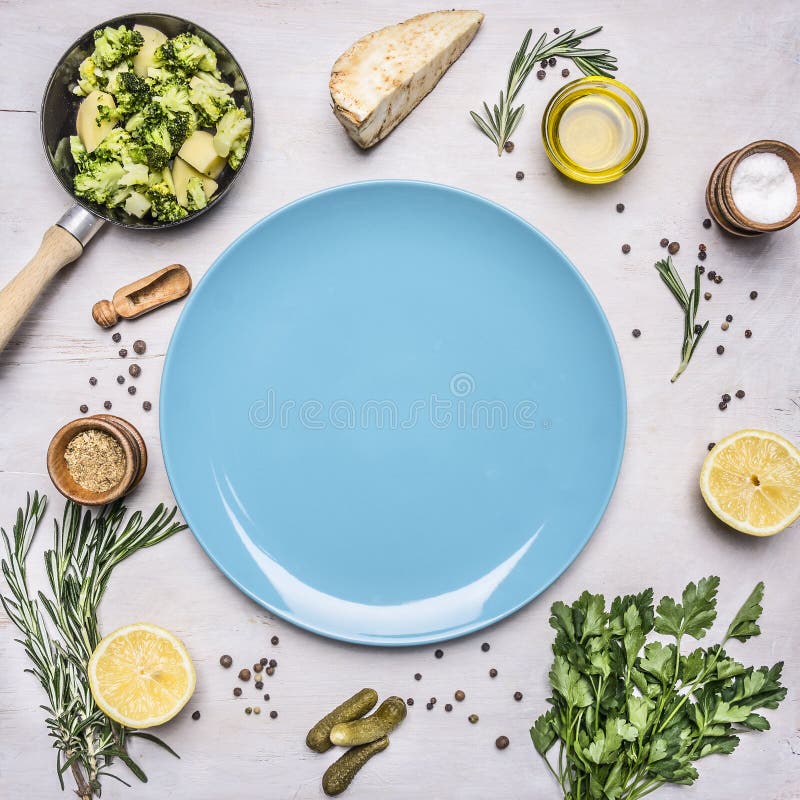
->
699;266;705;274
496;735;510;750
632;329;641;338
80;404;88;414
716;345;724;355
703;218;712;229
698;251;706;261
714;275;723;284
238;668;251;681
129;364;141;378
116;375;125;384
736;389;745;399
536;69;546;80
722;393;731;403
263;693;270;701
668;241;680;255
430;697;437;705
103;400;112;410
548;56;556;67
745;329;752;338
426;702;433;710
540;59;548;68
119;348;127;358
414;673;422;681
481;643;490;652
270;710;278;719
269;659;277;668
233;687;242;697
750;290;758;300
621;243;631;254
725;314;733;322
659;238;669;247
407;698;414;706
271;635;280;645
127;385;136;395
89;376;97;386
707;270;716;281
219;654;233;668
708;442;715;451
616;203;625;213
133;340;146;355
514;691;523;701
504;140;515;153
719;401;728;411
553;27;560;33
260;657;268;666
698;243;707;252
489;668;498;678
255;681;264;689
444;703;453;712
561;68;570;77
515;171;524;180
143;401;152;411
434;649;443;659
192;710;200;720
112;332;121;343
694;324;703;334
266;666;275;676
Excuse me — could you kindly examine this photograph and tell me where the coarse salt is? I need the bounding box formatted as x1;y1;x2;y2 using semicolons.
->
730;152;797;224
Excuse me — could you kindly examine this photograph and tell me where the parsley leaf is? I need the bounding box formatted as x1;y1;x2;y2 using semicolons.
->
532;579;785;800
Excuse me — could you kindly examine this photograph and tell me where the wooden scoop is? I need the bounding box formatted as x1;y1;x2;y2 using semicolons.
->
92;264;192;327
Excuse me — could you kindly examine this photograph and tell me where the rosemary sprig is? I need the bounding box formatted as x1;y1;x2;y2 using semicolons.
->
470;26;618;155
655;257;709;382
1;493;185;799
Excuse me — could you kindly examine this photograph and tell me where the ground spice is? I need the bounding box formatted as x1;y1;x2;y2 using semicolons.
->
64;429;126;493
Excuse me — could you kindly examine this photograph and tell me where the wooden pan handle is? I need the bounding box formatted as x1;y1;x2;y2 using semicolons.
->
0;225;84;352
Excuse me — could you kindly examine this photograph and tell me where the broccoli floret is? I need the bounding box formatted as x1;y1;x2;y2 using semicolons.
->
146;182;188;222
74;56;100;96
91;25;144;70
188;71;234;125
69;136;89;170
153;85;198;132
155;33;217;77
124;190;152;218
185;176;209;211
73;160;126;205
106;70;150;120
126;103;191;169
213;107;251;168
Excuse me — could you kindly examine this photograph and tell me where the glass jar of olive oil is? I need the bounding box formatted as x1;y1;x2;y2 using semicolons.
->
542;77;648;184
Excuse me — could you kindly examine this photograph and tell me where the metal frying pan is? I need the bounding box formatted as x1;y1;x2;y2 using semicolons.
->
0;13;253;351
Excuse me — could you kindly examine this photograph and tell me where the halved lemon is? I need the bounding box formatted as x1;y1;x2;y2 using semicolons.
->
700;429;800;536
88;623;196;728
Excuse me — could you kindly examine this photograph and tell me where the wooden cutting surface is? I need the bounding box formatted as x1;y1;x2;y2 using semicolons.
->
1;1;798;798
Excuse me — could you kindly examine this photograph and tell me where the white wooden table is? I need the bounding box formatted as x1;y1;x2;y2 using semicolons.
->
2;1;799;798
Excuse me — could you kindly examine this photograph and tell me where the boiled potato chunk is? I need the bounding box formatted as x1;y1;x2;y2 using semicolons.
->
177;130;225;179
76;90;116;153
172;156;219;208
132;24;168;77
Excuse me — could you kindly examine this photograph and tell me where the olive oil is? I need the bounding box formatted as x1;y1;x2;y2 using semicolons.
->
557;92;635;172
542;77;648;184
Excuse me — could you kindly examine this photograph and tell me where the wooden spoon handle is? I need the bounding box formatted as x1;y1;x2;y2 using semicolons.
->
0;225;83;352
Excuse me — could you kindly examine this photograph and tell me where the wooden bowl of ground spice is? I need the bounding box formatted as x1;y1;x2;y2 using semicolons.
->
47;416;145;505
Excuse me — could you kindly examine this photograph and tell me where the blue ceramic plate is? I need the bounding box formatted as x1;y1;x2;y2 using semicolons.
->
161;181;626;645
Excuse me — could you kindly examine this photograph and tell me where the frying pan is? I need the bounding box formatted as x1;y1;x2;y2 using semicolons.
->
0;13;253;351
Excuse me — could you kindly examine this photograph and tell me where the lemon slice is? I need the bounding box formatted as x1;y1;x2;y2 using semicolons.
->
700;429;800;536
88;623;196;728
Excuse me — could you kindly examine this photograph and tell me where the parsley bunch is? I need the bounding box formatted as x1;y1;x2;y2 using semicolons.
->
531;578;786;800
